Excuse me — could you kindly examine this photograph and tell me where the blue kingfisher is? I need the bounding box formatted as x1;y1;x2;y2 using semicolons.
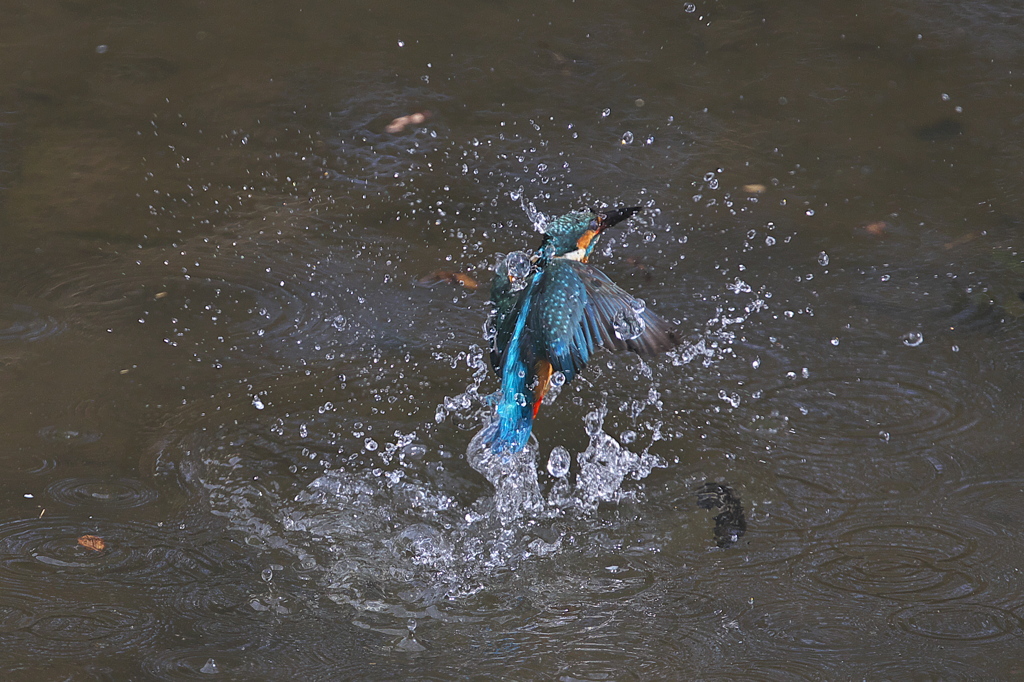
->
485;206;679;455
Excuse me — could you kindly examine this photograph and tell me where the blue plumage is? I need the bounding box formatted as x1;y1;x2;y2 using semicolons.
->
484;207;679;456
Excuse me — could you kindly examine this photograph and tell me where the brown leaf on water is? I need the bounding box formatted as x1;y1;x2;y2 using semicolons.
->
943;232;977;250
385;111;432;134
78;535;105;552
416;270;478;289
861;221;889;236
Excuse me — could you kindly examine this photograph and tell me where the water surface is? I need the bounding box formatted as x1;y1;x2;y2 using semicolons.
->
2;0;1024;679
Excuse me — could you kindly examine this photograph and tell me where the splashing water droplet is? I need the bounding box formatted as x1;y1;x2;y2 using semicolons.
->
621;131;634;145
901;331;924;347
550;371;566;387
200;658;219;674
547;446;571;478
818;251;829;266
612;308;646;340
502;251;533;292
252;395;265;410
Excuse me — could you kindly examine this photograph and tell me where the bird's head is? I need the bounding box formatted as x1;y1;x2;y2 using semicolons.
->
540;206;641;262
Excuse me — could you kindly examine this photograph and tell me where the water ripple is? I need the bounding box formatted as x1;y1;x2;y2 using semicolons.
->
738;598;887;656
0;302;63;343
0;517;247;593
14;601;159;657
747;353;995;457
799;516;981;603
142;648;252;681
45;477;158;510
892;602;1022;642
856;656;987;681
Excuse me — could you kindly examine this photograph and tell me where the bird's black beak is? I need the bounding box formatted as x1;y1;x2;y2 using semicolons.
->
595;206;642;230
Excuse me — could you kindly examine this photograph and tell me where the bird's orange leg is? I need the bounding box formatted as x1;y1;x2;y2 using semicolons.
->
533;359;553;418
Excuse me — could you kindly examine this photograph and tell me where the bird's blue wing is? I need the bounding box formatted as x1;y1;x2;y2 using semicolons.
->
567;260;680;358
488;269;520;376
530;259;591;384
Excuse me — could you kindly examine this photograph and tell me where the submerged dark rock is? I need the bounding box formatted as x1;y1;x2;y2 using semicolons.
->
697;481;747;549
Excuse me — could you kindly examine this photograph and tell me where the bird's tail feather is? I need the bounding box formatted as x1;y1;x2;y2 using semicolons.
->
484;277;538;456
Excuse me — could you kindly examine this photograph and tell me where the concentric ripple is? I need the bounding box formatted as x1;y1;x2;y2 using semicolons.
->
737;598;888;656
0;517;247;592
18;602;159;657
747;352;994;457
801;515;981;603
0;302;63;343
45;477;158;510
891;602;1022;642
142;648;253;681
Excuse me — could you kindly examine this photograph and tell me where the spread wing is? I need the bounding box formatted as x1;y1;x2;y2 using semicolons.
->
529;260;678;382
571;260;680;358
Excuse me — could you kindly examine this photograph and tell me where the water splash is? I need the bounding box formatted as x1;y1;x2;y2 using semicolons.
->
612;305;646;341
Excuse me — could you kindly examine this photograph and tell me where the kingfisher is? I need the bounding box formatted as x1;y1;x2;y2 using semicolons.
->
485;206;679;455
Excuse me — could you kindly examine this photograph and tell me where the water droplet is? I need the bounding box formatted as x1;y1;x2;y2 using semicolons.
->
612;308;646;340
818;251;829;266
765;235;776;246
252;395;265;410
502;251;533;291
621;131;634;145
830;337;840;346
601;108;611;118
299;424;308;438
684;2;696;12
879;430;891;442
547;446;571;478
200;658;219;674
514;392;528;407
95;44;109;54
901;331;924;347
364;438;378;451
551;371;566;387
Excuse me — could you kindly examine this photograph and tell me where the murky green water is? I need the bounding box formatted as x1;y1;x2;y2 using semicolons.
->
2;0;1024;679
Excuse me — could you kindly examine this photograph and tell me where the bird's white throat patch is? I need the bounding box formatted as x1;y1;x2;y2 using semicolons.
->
558;248;587;262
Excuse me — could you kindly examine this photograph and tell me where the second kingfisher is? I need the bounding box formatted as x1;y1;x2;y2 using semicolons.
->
485;206;679;456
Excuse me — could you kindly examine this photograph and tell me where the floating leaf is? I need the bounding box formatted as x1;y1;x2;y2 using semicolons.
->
78;535;105;551
385;111;432;134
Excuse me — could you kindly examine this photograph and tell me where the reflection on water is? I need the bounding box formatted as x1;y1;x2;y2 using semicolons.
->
2;0;1024;678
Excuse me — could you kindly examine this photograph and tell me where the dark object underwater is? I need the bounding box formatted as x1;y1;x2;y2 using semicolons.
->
697;481;747;549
